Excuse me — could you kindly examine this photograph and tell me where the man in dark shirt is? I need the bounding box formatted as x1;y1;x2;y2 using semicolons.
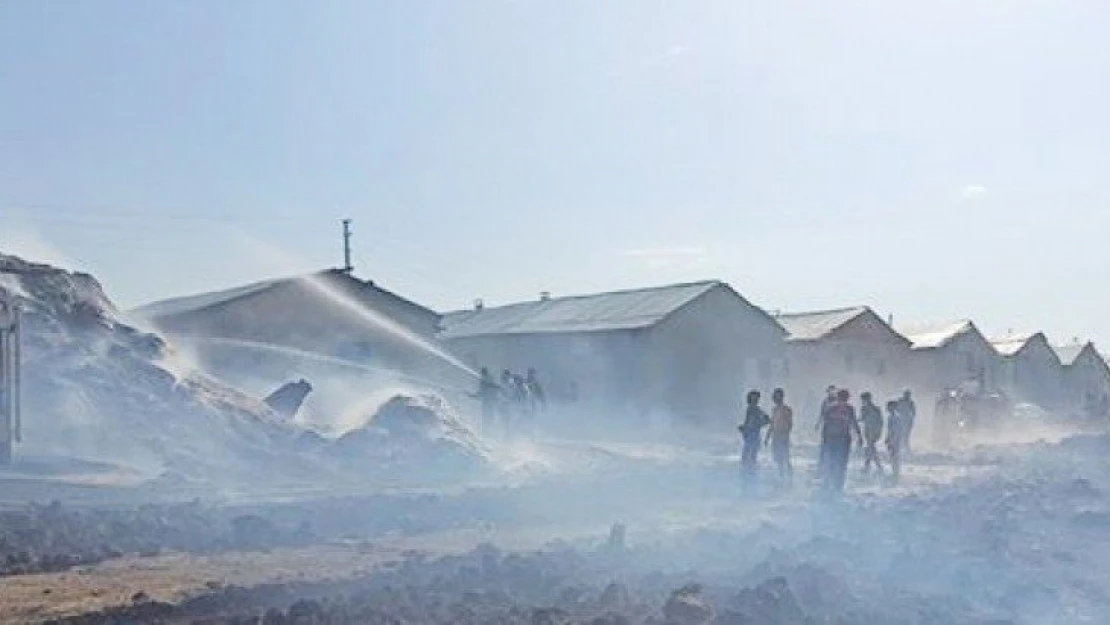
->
859;392;884;476
819;389;863;492
739;390;770;484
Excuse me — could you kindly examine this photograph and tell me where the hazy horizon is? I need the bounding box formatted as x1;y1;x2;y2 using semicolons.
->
2;1;1109;347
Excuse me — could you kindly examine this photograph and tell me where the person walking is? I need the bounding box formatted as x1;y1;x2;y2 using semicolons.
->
898;390;917;456
818;389;863;492
886;399;907;483
765;388;794;484
859;392;884;476
739;390;770;485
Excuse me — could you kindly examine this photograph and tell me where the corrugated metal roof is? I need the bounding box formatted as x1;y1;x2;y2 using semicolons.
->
132;269;436;322
133;278;284;320
990;333;1038;357
439;281;722;339
898;319;976;350
1052;343;1087;366
775;306;868;341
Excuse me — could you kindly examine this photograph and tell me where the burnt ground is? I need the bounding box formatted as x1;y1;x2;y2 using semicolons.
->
5;435;1105;624
34;532;1014;625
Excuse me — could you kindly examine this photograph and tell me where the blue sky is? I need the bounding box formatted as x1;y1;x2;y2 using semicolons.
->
1;1;1109;346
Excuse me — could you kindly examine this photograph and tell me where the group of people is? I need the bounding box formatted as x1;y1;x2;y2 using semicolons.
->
473;367;547;435
739;386;918;492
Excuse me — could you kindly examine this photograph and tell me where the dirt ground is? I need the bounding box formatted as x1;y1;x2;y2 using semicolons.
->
0;523;595;624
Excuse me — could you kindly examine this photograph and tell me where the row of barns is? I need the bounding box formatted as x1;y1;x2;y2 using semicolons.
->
133;271;1110;429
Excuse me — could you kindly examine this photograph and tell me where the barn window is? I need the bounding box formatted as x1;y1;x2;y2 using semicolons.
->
845;354;855;372
877;360;887;376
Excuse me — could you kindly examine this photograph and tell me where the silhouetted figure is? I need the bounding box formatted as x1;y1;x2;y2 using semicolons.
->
739;390;770;484
898;390;917;456
886;400;908;483
765;388;794;483
510;372;532;437
264;379;313;419
816;385;837;477
933;390;959;448
818;389;862;492
860;392;884;476
472;368;502;433
525;368;546;412
499;369;516;431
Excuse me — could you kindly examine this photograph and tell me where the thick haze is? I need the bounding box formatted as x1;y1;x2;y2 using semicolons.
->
1;1;1108;345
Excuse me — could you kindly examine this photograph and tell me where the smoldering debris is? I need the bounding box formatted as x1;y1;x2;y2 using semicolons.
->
32;539;1001;625
0;253;312;484
0;253;497;489
328;393;493;477
0;500;316;577
264;379;314;420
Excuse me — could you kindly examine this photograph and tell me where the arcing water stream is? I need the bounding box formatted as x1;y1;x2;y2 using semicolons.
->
178;335;472;395
298;272;478;379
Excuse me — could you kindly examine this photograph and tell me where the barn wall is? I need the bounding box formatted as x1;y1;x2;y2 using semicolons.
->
1062;349;1110;416
783;313;912;418
153;281;449;374
646;284;786;427
1003;337;1065;410
445;285;787;430
913;331;1004;397
446;329;652;407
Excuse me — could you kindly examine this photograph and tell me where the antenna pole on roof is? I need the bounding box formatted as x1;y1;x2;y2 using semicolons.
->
341;219;353;273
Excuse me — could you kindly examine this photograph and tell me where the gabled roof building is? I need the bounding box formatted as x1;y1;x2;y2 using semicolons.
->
774;306;913;416
1052;341;1110;418
990;332;1065;410
897;319;1002;395
133;269;446;382
440;281;787;427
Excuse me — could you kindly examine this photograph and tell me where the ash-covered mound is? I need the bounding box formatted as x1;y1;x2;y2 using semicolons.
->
0;253;312;484
330;393;493;477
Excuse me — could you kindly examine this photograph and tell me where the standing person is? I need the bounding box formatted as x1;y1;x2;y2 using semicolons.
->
816;385;838;476
764;388;794;483
898;390;917;456
525;368;547;412
739;390;770;484
819;389;863;492
472;368;501;435
510;373;533;436
933;390;958;448
886;400;907;483
859;392;884;476
499;369;516;434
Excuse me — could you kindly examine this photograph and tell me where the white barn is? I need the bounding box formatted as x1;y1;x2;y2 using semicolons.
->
439;281;787;428
898;320;1003;396
776;306;913;417
991;333;1065;410
1053;342;1110;419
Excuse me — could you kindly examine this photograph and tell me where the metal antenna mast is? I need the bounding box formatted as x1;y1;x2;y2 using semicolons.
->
342;219;353;273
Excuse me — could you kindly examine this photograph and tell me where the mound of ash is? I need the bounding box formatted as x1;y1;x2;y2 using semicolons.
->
329;394;493;477
0;253;310;483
